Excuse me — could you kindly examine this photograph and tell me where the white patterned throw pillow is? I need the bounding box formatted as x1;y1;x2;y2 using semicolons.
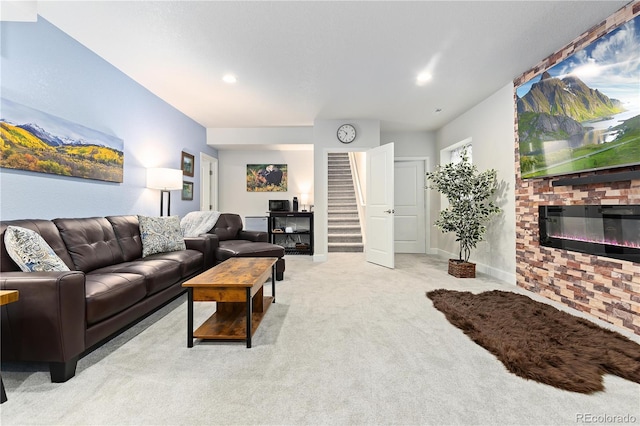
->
4;226;71;272
137;215;186;258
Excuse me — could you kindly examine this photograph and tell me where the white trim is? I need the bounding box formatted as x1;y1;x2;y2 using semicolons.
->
440;136;472;164
435;248;515;284
348;152;366;246
394;156;431;254
349;153;365;208
437;138;472;209
313;254;328;262
199;153;218;211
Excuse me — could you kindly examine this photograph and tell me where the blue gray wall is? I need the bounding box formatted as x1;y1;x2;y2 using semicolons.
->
0;17;217;220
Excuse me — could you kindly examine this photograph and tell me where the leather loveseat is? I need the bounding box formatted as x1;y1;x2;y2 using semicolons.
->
208;213;285;280
0;215;214;383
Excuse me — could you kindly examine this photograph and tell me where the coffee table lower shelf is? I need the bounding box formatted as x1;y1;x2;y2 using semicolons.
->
194;296;274;341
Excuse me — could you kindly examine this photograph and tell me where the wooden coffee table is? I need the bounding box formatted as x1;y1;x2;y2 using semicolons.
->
182;257;277;348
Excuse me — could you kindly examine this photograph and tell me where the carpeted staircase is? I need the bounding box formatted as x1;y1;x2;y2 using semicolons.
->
328;152;363;252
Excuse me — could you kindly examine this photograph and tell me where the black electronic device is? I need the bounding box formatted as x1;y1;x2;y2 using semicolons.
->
269;199;290;212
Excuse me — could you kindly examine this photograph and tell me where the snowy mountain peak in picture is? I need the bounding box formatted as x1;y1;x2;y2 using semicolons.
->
516;14;640;179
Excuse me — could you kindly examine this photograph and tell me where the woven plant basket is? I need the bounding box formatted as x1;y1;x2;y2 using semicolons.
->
448;259;476;278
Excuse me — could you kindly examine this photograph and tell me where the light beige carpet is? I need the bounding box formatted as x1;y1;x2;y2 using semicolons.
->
1;254;638;425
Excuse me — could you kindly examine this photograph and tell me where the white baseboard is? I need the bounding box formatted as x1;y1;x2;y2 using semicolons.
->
313;254;328;262
434;249;515;285
434;248;451;259
313;248;515;283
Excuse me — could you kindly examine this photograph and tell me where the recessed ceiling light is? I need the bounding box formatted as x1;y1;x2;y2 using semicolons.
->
222;74;237;84
416;72;432;86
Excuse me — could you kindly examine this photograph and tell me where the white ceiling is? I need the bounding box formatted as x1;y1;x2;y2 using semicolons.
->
37;1;629;132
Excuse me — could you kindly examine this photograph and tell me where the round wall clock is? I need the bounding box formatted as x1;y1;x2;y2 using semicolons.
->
337;124;356;144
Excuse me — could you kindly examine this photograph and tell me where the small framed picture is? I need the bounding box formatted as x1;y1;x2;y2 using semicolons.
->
182;181;193;200
181;151;195;177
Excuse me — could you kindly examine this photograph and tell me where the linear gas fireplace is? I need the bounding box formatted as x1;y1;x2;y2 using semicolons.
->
539;205;640;263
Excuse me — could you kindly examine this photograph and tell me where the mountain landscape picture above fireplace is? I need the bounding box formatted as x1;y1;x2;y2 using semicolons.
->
539;205;640;263
516;14;640;179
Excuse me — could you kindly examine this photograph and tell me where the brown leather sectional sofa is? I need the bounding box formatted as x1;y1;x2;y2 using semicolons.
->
0;215;215;383
209;213;286;280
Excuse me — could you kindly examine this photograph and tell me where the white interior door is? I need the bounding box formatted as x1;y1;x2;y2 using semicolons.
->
394;160;426;253
200;153;218;211
365;143;394;268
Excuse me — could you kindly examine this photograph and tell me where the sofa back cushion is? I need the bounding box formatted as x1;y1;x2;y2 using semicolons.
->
0;220;75;272
106;215;143;261
53;217;125;272
211;213;242;241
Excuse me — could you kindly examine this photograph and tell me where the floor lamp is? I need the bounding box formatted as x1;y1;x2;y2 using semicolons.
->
146;168;183;216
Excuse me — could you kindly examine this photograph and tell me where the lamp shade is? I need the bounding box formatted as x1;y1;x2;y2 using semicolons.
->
146;168;183;190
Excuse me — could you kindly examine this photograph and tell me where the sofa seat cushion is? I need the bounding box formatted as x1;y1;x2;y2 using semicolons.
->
84;273;147;325
91;259;182;296
216;240;285;262
145;249;203;278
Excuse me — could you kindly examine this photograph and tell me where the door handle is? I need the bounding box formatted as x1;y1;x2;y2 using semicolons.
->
384;209;395;214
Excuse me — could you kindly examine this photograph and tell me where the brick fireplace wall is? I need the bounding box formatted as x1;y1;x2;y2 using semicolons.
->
514;2;640;335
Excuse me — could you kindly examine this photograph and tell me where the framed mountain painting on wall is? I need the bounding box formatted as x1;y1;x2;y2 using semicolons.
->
0;98;124;183
516;14;640;179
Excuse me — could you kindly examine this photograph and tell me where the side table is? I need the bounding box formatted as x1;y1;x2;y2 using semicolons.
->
0;290;19;404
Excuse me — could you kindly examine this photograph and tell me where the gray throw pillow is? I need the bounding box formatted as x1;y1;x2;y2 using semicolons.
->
137;215;186;258
4;225;71;272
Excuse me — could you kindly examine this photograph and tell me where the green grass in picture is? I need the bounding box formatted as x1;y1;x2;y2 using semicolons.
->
246;164;288;192
523;132;640;178
521;115;640;178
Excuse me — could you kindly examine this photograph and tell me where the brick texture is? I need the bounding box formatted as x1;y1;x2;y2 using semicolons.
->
514;2;640;335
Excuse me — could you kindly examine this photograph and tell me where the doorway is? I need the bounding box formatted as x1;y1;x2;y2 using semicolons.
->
200;153;218;211
394;158;429;254
324;145;396;268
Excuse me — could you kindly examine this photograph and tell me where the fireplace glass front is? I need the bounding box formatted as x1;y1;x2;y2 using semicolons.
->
539;205;640;263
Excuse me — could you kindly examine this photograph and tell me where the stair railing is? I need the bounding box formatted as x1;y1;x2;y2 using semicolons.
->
348;152;366;245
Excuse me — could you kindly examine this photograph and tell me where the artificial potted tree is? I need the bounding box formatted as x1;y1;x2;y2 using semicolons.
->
425;149;501;278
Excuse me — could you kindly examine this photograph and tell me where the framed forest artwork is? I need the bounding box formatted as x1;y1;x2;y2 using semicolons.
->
246;164;287;192
181;151;194;177
182;181;194;200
